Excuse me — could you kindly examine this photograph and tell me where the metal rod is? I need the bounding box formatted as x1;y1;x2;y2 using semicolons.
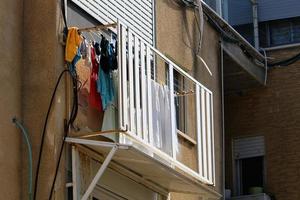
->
78;23;117;32
77;129;127;139
72;146;78;200
81;146;118;200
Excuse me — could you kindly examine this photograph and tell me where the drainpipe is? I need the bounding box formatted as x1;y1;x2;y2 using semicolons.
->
220;40;226;200
12;118;33;200
251;0;259;49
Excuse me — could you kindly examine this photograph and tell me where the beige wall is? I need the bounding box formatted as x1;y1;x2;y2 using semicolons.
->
22;1;66;199
225;46;300;200
156;1;223;199
0;0;23;199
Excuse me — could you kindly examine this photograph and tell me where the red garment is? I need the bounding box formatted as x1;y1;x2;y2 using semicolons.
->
89;47;103;111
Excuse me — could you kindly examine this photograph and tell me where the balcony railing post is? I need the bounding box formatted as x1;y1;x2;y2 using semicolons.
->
168;63;177;159
206;90;212;182
121;24;128;131
128;29;135;133
201;88;208;179
134;36;142;137
117;20;124;130
146;46;153;145
196;84;203;177
140;42;148;142
211;93;215;185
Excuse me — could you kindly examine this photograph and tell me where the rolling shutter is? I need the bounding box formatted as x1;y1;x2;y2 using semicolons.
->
233;136;265;159
71;0;154;45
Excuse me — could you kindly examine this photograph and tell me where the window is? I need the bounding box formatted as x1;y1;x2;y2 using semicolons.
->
236;156;264;195
233;136;265;196
234;17;300;48
204;0;222;14
270;20;292;46
267;17;300;47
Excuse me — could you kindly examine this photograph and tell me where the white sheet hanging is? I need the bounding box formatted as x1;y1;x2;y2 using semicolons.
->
151;80;176;156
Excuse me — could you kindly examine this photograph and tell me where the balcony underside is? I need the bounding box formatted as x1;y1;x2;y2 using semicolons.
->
223;41;266;93
66;137;221;199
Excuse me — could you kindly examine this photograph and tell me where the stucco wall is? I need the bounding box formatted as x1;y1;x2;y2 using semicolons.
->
156;1;223;199
0;0;23;199
22;0;67;199
225;46;300;200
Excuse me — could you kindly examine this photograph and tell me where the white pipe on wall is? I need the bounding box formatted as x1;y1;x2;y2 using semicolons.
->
251;0;260;49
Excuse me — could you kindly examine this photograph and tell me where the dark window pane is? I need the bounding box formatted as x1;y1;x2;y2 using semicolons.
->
204;0;217;11
240;156;264;195
293;21;300;42
270;21;291;46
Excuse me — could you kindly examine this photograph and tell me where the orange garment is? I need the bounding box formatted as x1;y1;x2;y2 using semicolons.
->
65;27;83;62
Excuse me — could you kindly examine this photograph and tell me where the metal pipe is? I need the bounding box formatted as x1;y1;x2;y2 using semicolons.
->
220;40;226;200
81;146;118;200
12;118;33;200
251;0;259;49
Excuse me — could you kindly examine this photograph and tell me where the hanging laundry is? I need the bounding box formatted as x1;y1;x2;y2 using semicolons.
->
101;71;118;131
110;42;118;70
65;27;83;62
97;63;115;110
68;48;81;76
94;42;101;56
100;37;118;73
100;37;111;73
79;38;88;59
85;42;92;67
151;80;177;156
89;46;103;111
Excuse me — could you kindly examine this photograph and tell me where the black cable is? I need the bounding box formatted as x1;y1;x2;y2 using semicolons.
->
268;51;300;67
33;69;70;200
204;12;239;44
48;71;78;200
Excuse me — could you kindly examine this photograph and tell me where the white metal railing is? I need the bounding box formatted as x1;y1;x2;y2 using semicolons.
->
117;20;215;185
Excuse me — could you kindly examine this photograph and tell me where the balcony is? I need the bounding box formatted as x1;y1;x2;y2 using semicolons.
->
66;20;219;199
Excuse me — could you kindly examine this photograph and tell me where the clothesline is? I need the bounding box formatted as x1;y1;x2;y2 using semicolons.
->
78;23;117;33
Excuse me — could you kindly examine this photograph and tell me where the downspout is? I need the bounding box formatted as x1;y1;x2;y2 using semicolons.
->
251;0;259;49
220;39;225;199
12;118;33;200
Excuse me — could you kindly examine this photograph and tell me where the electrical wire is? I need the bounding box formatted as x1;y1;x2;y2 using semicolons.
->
268;51;300;67
33;1;75;199
33;69;72;200
48;70;79;200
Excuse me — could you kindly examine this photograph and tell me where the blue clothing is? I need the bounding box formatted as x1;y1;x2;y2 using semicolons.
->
68;49;81;76
97;66;114;110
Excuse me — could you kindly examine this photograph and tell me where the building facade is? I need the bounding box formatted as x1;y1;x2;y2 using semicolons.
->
0;0;266;199
224;1;300;200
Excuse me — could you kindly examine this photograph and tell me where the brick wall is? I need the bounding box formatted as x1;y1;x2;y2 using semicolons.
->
225;46;300;200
